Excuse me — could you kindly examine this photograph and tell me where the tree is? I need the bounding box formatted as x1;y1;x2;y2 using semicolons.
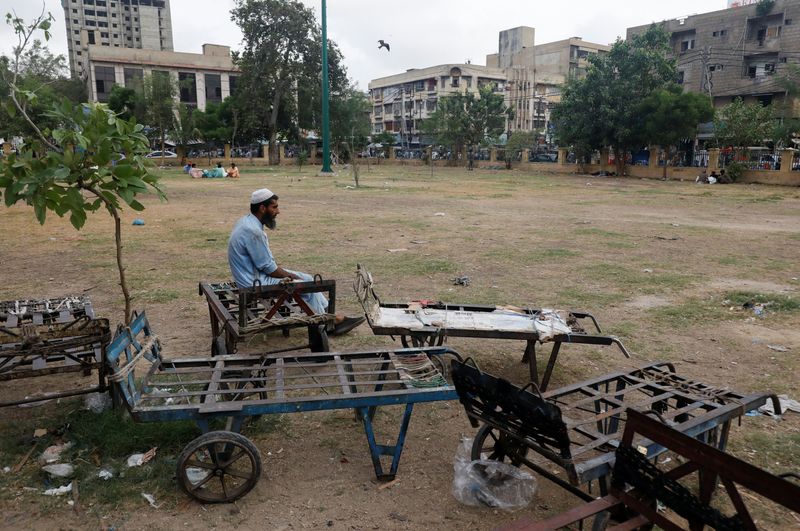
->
714;98;774;157
329;84;371;163
0;9;164;325
108;85;141;121
772;64;800;149
143;71;176;162
231;0;348;165
422;85;510;163
552;24;676;175
1;16;86;143
372;130;396;159
170;103;197;160
637;86;714;178
504;131;536;169
193;102;233;164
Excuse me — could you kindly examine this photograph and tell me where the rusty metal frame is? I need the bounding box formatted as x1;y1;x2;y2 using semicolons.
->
0;296;110;407
451;359;780;500
501;409;800;530
199;279;337;355
354;264;630;391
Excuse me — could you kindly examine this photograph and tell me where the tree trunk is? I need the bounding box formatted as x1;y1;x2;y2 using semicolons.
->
84;186;132;325
268;85;284;165
614;146;625;176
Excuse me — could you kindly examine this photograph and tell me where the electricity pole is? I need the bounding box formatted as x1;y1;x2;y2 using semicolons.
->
320;0;333;173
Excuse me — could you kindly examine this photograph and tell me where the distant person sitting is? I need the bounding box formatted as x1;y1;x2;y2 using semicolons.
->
189;163;204;179
718;169;732;184
227;162;240;178
695;169;708;184
183;161;193;173
203;162;226;178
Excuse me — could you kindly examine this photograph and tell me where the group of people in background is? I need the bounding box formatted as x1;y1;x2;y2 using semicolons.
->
184;161;240;179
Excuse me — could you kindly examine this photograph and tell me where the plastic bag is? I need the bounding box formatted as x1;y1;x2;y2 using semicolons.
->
452;438;537;510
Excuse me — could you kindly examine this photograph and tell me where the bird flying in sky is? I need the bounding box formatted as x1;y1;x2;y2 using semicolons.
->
378;40;390;52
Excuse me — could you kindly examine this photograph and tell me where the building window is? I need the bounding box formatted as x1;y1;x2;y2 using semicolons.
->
88;32;96;44
85;9;95;15
229;76;238;96
94;65;116;102
680;39;694;52
205;74;222;103
677;71;685;84
113;23;117;27
124;67;144;90
414;80;424;91
786;19;793;25
96;0;106;5
73;19;79;23
712;29;727;37
178;72;198;104
113;33;118;38
72;8;77;13
97;11;107;17
75;40;80;45
101;32;109;38
76;51;82;56
709;64;724;72
87;20;96;26
99;21;108;27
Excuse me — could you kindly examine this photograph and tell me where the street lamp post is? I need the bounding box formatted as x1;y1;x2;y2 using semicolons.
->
320;0;333;173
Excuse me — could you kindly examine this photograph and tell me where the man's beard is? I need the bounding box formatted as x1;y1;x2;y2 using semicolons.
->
261;214;277;230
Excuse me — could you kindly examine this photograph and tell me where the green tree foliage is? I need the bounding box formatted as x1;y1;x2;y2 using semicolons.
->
772;64;800;149
143;72;177;160
422;85;510;161
0;9;165;325
108;85;143;122
372;130;396;158
330;84;371;162
504;131;536;168
552;24;677;174
714;98;774;155
231;0;348;164
170;103;197;160
637;86;714;178
1;31;86;141
193;101;233;163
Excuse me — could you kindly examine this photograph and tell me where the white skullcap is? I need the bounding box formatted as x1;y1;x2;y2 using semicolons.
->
250;188;275;204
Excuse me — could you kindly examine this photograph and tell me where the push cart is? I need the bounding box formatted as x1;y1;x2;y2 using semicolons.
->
106;311;461;503
355;264;630;391
200;278;337;356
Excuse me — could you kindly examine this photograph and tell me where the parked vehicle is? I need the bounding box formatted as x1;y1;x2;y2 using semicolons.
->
145;150;178;159
530;152;557;163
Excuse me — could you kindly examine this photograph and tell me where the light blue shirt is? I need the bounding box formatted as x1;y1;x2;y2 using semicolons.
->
227;213;329;314
228;214;278;288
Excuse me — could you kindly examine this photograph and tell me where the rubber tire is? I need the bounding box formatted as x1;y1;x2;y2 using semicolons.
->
471;424;528;466
177;430;262;503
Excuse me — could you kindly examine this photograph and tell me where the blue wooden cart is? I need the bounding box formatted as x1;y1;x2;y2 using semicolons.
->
106;311;460;503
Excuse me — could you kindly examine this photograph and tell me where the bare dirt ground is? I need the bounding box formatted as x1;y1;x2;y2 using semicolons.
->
1;165;799;529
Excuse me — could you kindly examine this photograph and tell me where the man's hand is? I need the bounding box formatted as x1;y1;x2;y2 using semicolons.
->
270;266;300;281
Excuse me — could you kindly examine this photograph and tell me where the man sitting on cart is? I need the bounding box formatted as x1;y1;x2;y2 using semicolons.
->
228;188;364;336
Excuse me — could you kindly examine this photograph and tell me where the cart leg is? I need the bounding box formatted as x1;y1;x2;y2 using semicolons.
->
539;342;562;392
524;340;539;386
360;403;414;480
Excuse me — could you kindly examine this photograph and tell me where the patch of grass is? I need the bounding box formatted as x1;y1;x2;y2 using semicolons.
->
727;429;800;474
717;255;746;266
648;298;729;329
724;291;800;313
136;288;180;303
539;248;581;259
747;193;785;203
579;263;693;294
574;227;628;238
554;287;626;308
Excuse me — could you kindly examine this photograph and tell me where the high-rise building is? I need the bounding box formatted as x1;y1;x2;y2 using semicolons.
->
61;0;174;78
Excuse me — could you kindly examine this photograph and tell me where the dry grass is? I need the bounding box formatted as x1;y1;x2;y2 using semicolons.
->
0;165;798;528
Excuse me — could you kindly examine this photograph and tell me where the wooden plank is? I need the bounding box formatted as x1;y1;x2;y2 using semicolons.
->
334;355;351;395
202;359;225;407
275;357;285;399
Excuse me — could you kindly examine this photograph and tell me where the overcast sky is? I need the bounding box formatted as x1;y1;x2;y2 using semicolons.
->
2;0;728;89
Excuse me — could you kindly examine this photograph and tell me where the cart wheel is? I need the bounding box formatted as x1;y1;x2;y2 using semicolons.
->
219;370;268;402
177;430;262;503
471;424;528;467
211;336;227;357
429;351;459;385
308;324;329;352
402;334;444;348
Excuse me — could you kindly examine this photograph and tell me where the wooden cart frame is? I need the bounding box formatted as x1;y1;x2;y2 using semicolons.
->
200;279;337;356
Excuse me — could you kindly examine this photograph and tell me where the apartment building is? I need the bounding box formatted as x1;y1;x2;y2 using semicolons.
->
626;0;800;108
486;27;610;134
367;64;507;145
61;0;174;79
86;44;239;111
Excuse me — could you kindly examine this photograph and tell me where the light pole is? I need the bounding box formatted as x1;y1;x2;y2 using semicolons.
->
320;0;333;173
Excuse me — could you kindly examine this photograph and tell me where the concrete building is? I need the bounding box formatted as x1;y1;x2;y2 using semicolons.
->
86;44;239;111
62;0;175;79
626;0;800;108
486;28;610;134
367;64;507;145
